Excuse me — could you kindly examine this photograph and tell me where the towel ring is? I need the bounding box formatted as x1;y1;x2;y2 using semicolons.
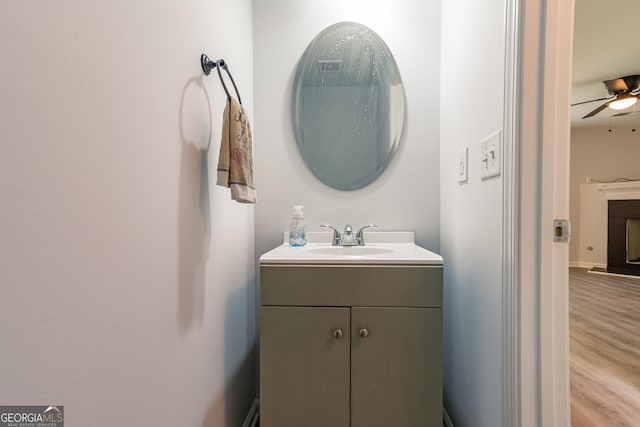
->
200;54;243;105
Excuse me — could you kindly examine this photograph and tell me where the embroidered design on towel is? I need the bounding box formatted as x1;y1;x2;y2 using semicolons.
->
216;97;256;203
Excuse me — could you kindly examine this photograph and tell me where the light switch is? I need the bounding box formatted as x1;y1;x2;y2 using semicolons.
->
480;130;501;179
458;147;468;183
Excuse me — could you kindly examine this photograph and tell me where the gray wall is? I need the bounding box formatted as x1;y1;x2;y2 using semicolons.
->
252;0;441;261
440;0;507;425
0;1;256;425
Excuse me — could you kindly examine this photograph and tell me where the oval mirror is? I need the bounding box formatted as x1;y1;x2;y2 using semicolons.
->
292;22;405;190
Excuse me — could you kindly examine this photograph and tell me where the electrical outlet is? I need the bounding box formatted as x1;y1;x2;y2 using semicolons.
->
480;130;501;179
458;147;468;183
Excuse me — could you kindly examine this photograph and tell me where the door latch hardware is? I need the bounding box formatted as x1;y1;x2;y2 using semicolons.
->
553;219;571;243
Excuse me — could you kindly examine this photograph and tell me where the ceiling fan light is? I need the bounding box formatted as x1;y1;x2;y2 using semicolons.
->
609;95;638;111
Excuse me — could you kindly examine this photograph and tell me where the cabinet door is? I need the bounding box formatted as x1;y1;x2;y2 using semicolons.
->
351;307;442;427
260;306;350;427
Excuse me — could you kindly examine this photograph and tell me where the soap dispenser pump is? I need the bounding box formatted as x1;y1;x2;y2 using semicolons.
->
289;205;307;246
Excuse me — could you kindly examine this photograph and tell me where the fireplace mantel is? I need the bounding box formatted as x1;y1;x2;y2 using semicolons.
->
596;180;640;200
576;182;640;269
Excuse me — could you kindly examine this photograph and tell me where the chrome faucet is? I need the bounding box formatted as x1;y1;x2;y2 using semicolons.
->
320;224;341;245
320;224;377;246
355;224;377;245
341;224;357;246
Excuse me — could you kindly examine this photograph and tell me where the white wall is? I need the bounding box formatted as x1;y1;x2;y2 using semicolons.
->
440;0;506;425
0;1;255;426
569;127;640;264
252;0;441;261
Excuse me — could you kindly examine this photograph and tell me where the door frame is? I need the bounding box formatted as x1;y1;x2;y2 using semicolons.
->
503;0;575;425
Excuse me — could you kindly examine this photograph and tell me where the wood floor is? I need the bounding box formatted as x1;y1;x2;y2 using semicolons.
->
569;268;640;426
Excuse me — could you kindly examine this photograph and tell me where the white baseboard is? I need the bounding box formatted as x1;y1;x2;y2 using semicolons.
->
443;407;454;427
569;261;606;269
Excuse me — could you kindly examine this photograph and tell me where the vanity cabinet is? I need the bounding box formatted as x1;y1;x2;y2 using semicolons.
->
259;265;443;427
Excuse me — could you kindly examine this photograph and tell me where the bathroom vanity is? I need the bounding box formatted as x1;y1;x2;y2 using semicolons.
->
259;232;443;427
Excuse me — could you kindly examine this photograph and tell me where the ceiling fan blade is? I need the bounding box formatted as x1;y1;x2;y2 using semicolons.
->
571;96;611;106
582;101;610;119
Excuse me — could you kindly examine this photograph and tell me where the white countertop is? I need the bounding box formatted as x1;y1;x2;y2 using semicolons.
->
259;232;443;265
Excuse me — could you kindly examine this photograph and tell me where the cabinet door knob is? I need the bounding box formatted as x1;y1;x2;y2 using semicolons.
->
359;328;369;338
333;329;343;339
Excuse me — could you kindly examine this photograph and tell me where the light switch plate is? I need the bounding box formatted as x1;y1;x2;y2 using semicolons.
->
480;130;501;179
458;147;468;183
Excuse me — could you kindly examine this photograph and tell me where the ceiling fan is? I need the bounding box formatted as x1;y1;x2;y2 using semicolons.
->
572;74;640;119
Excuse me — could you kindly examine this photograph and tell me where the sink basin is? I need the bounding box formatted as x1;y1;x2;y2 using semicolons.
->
303;246;396;256
259;232;443;265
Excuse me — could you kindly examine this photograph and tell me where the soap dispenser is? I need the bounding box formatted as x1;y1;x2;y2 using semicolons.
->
289;205;307;246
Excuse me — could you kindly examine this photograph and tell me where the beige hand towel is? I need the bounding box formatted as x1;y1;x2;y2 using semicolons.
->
216;97;256;203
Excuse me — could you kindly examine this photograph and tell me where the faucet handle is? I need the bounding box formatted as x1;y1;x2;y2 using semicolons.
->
356;224;377;245
320;224;341;246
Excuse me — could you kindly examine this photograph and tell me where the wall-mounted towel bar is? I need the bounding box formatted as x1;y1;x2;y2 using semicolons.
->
200;54;242;105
